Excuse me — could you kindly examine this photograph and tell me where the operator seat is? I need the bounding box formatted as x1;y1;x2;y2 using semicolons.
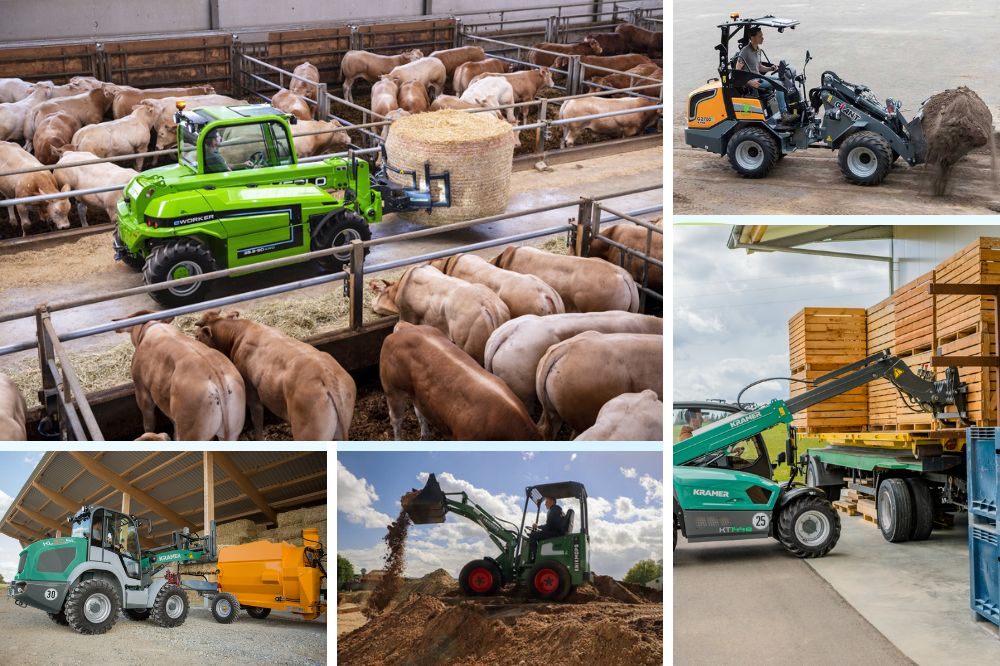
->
560;508;575;536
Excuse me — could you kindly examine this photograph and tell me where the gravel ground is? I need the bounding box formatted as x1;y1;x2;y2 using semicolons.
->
0;598;326;665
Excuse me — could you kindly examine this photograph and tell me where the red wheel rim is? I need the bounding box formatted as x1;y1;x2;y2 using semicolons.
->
534;568;560;594
468;567;494;593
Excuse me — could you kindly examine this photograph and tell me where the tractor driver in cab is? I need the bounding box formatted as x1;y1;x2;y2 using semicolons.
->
735;26;793;126
678;408;703;441
203;129;230;173
528;496;567;561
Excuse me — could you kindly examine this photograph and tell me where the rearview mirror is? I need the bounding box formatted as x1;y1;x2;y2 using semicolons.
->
776;452;786;465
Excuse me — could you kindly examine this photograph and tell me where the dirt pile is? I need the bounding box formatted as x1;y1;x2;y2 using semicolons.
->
363;510;412;620
339;593;663;666
590;575;646;604
919;86;995;195
395;568;459;603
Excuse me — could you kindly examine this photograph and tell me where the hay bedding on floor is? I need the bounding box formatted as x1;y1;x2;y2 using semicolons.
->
5;238;569;413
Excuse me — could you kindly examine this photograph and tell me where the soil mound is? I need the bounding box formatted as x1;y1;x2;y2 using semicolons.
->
920;86;995;195
339;593;663;666
363;510;412;619
591;575;645;604
396;568;459;602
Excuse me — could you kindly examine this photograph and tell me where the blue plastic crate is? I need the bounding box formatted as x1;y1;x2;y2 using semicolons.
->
967;427;999;521
968;427;1000;629
969;521;1000;627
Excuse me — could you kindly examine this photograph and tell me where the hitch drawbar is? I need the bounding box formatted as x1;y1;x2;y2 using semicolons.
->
402;473;448;524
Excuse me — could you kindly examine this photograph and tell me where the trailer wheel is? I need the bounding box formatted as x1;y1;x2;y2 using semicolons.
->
124;608;151;621
838;131;892;185
877;478;914;543
211;592;241;624
906;478;934;541
311;210;371;272
529;560;572;601
48;610;69;626
143;238;218;307
726;126;779;178
64;578;120;635
245;606;271;619
459;559;502;596
150;584;189;628
776;495;841;558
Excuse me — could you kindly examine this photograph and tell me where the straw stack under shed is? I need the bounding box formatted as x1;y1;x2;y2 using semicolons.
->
385;109;517;224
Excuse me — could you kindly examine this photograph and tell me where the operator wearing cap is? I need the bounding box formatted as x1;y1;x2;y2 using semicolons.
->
528;496;566;561
678;408;703;441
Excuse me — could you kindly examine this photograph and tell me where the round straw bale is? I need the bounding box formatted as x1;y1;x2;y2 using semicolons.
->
385;109;516;224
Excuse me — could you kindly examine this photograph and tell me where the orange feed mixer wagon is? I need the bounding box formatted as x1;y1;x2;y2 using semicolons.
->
192;527;327;623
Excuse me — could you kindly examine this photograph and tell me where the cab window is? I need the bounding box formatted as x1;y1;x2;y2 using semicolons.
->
204;123;270;173
268;121;294;166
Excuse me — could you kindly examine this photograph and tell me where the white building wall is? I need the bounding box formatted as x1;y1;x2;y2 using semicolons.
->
892;225;1000;287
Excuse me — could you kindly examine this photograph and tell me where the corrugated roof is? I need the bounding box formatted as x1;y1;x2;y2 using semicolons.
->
1;451;326;548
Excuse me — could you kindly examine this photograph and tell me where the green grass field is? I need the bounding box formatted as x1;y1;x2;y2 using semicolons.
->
673;424;827;482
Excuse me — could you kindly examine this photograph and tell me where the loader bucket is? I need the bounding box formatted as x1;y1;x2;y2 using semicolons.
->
905;115;928;165
402;473;448;524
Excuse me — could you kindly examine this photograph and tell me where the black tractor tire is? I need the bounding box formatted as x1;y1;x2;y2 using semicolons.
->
245;606;271;620
211;592;241;624
124;608;152;621
459;559;503;596
311;209;371;273
877;478;914;543
906;477;934;541
64;578;121;635
726;126;780;179
48;610;69;626
143;237;218;307
838;130;892;185
776;495;841;558
113;229;146;271
805;457;843;502
149;584;190;628
529;560;572;601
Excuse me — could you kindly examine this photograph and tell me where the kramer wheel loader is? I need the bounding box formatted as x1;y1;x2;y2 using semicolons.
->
403;474;590;600
685;14;928;184
8;505;210;634
673;350;968;557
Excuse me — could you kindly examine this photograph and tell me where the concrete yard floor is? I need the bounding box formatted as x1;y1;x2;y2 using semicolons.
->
675;514;1000;665
806;512;1000;665
0;145;662;374
673;537;913;665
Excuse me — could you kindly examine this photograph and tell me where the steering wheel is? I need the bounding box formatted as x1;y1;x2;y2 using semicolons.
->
245;151;266;168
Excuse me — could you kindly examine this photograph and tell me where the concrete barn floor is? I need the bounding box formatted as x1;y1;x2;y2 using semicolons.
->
674;513;1000;665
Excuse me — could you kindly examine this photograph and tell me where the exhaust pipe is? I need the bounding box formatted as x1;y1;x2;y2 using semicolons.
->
401;473;448;524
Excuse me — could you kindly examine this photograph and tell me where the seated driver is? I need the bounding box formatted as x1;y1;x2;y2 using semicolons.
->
203;129;230;173
735;26;793;125
528;496;566;561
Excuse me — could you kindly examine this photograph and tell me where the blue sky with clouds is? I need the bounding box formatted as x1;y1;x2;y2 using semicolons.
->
337;451;662;580
0;452;44;581
673;225;892;403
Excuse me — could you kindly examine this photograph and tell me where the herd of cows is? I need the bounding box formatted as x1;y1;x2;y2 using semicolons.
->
0;221;662;441
0;21;661;236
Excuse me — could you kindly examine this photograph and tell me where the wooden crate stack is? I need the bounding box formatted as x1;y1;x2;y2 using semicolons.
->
788;308;868;432
866;296;896;430
931;238;1000;428
789;237;1000;435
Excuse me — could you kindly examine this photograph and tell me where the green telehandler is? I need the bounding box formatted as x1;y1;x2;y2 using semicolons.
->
8;505;215;634
113;102;452;306
403;474;591;600
673;350;968;557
